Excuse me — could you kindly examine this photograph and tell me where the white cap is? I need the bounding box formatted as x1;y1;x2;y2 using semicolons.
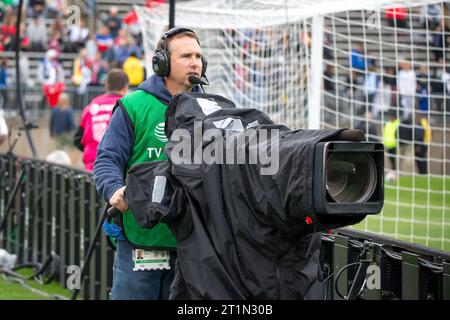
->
46;49;58;59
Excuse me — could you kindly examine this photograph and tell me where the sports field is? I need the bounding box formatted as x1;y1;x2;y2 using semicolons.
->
354;175;450;252
0;268;72;300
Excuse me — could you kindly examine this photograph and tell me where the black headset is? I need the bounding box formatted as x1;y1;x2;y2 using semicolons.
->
152;27;207;78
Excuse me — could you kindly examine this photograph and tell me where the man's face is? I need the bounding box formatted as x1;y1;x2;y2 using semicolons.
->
167;36;203;90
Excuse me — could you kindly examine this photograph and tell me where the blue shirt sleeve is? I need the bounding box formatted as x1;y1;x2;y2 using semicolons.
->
93;105;133;202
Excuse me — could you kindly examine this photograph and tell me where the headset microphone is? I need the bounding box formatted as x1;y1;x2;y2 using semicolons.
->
188;75;209;86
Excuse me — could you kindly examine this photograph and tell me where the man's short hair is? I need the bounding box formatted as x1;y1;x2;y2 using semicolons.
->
156;30;200;54
106;69;129;92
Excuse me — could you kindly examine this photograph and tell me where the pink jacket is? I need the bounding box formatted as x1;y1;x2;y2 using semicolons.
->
80;93;122;171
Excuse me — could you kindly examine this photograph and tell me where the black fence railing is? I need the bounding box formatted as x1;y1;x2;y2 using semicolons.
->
0;153;113;300
0;154;449;300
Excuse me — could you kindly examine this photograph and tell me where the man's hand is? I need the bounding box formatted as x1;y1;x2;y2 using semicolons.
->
109;186;128;212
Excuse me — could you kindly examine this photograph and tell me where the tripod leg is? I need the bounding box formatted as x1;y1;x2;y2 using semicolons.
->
0;169;26;234
71;202;109;300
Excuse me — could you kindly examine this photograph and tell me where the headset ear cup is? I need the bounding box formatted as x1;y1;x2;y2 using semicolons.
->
152;50;170;77
201;55;208;77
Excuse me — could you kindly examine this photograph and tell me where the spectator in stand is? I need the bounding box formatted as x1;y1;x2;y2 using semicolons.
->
50;14;65;35
95;24;114;57
233;62;249;106
74;69;129;171
48;15;66;53
37;49;65;108
114;35;141;68
46;0;67;19
110;29;128;66
383;109;400;181
323;63;337;113
349;42;366;71
323;64;336;95
114;28;128;47
27;15;48;52
373;73;393;118
15;50;31;90
50;92;76;150
85;34;98;60
355;109;379;143
123;9;141;43
416;64;429;113
0;9;16;51
0;4;8;24
344;68;365;112
72;47;92;94
0;58;8;109
103;6;122;39
430;58;450;112
28;0;46;18
48;30;63;53
385;7;408;29
90;51;110;86
431;20;447;62
123;52;144;88
397;59;416;121
384;66;397;88
419;4;442;30
364;60;380;105
323;28;334;60
67;18;89;53
14;23;30;52
414;112;432;174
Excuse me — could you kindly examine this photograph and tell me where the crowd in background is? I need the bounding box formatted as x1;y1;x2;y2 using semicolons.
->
0;1;449;174
0;0;166;165
322;3;449;176
0;0;160;110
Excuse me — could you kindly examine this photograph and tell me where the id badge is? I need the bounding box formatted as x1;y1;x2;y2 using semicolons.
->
133;249;170;271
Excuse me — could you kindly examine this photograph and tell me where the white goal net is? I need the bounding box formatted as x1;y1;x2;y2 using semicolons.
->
135;0;450;251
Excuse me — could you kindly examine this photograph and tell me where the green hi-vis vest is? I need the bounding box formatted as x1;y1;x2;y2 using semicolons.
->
118;90;177;249
383;119;400;149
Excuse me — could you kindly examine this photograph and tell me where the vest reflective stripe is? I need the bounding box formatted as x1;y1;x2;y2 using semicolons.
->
384;119;399;149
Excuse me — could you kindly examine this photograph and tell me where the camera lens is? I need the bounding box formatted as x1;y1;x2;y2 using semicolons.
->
326;152;377;203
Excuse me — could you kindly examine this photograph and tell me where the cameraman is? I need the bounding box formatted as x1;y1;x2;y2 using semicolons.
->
93;27;205;300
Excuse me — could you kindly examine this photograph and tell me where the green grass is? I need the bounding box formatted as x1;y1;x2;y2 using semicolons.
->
353;174;450;252
0;268;72;300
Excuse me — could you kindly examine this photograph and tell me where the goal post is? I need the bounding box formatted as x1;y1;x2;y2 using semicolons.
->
135;0;450;251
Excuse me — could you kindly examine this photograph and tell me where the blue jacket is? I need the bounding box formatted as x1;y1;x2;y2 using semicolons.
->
0;68;8;88
350;48;365;70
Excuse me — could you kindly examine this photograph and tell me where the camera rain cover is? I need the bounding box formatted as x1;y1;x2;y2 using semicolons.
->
124;92;371;299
